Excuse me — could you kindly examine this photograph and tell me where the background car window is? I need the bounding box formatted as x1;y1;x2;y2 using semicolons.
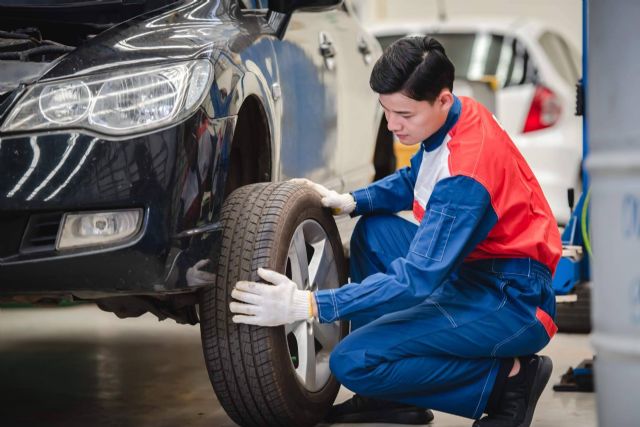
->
538;31;579;84
444;33;502;79
556;33;581;78
566;41;581;78
504;37;537;87
376;32;537;89
435;33;537;88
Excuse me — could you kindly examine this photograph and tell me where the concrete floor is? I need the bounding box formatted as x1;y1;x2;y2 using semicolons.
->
0;305;596;427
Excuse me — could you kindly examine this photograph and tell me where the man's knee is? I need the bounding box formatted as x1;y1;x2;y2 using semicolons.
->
329;338;369;391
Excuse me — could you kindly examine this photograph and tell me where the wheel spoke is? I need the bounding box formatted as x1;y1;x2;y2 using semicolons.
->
315;348;332;388
294;322;317;389
285;319;304;336
283;219;342;392
289;227;310;289
309;239;335;291
313;320;340;350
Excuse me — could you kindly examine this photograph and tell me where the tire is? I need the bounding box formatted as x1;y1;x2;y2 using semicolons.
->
556;282;592;334
199;182;348;427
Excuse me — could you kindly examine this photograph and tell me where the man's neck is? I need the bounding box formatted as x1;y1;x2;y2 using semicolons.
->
422;95;461;152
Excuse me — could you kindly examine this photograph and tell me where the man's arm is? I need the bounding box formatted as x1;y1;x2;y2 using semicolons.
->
292;150;420;217
314;175;498;323
351;165;417;216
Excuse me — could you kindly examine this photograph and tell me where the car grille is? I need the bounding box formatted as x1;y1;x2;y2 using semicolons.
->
0;213;29;258
20;212;64;254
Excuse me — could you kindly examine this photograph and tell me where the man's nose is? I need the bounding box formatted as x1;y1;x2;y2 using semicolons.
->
387;115;401;132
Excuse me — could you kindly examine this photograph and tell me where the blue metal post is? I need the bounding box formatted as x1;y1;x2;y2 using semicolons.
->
582;0;589;187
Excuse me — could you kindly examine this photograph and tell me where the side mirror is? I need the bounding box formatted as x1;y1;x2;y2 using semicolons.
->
269;0;342;14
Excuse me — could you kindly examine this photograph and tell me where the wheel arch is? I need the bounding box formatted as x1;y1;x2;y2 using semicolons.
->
224;93;273;197
372;113;396;181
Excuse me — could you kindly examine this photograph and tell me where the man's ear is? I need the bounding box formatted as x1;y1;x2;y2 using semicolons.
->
438;90;454;109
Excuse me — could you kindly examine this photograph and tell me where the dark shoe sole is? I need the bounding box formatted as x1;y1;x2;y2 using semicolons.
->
325;408;434;425
517;355;553;427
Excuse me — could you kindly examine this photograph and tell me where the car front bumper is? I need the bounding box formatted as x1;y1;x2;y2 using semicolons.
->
0;112;235;297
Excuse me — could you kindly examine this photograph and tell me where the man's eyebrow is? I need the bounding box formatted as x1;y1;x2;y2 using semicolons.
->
378;99;413;115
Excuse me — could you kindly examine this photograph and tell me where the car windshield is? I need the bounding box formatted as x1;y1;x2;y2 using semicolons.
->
377;32;536;88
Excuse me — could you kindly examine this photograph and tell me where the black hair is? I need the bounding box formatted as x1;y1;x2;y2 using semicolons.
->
370;36;455;103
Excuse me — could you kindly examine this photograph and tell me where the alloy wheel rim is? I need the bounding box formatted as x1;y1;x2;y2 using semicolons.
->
284;219;341;392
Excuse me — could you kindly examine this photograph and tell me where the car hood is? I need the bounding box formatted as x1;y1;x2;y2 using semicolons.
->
0;0;179;28
3;0;161;5
2;0;261;83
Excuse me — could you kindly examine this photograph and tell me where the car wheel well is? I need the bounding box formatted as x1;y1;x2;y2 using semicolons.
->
224;95;272;198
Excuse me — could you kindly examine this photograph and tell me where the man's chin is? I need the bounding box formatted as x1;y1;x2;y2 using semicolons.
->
396;137;420;146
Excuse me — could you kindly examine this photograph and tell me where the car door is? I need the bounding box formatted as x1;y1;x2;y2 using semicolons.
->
328;1;381;192
271;3;341;190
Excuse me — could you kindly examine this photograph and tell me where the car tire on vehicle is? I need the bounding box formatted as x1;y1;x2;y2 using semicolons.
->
555;282;592;334
199;182;348;427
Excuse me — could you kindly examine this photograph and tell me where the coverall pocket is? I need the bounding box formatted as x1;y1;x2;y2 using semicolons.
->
410;209;456;261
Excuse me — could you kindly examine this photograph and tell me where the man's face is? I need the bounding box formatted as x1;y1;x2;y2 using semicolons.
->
379;90;453;146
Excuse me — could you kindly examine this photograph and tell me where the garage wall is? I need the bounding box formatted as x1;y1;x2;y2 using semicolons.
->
352;0;583;52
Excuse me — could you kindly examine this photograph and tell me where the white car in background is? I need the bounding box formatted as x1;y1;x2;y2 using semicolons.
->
368;19;583;225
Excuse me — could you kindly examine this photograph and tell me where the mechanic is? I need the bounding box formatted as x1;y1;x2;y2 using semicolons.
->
229;36;562;427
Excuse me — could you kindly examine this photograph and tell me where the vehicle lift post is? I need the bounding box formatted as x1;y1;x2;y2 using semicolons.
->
551;0;594;393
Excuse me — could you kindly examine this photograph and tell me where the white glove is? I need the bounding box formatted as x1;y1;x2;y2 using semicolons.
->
186;259;216;287
230;268;313;326
290;178;356;216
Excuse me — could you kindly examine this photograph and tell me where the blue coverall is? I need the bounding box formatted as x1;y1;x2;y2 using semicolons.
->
314;96;561;419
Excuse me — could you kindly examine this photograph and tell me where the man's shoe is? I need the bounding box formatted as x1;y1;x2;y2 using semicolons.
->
473;355;553;427
324;394;434;425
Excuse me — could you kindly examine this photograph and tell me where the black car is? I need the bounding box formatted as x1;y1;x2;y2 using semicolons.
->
0;0;390;425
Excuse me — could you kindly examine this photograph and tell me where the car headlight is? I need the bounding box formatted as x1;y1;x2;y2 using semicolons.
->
1;59;212;136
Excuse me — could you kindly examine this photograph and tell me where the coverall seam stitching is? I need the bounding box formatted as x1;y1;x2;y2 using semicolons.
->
497;294;508;311
425;211;445;257
449;300;520;331
473;358;498;419
496;279;509;310
432;301;458;328
421;210;432;231
409;209;456;261
409;210;430;253
365;187;373;212
491;318;538;357
330;288;340;320
325;290;334;322
433;211;455;261
422;211;457;261
431;209;455;219
315;294;327;323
